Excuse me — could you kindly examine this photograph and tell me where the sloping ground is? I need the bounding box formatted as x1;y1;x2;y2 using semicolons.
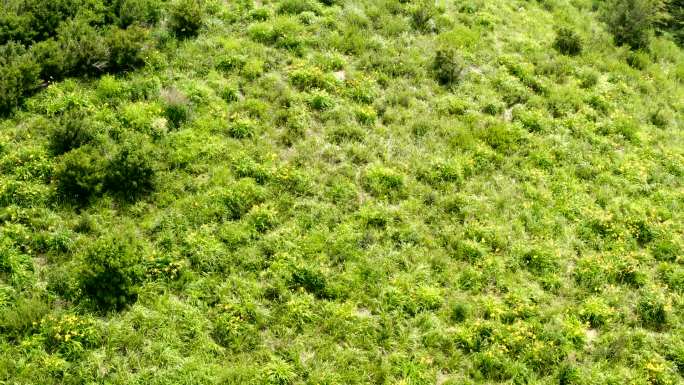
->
1;0;683;384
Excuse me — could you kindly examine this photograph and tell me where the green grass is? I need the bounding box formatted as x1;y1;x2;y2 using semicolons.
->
1;0;684;384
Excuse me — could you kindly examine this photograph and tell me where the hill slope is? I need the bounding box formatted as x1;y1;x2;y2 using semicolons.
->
1;0;683;384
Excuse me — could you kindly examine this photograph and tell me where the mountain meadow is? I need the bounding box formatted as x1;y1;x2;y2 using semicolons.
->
1;0;683;384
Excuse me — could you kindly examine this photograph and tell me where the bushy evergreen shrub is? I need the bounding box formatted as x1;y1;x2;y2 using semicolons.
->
168;0;205;38
104;135;156;199
53;146;106;203
79;233;144;312
0;43;40;116
603;0;666;49
57;19;109;76
105;26;149;73
0;10;35;45
228;116;257;139
553;27;583;56
663;0;683;45
116;0;163;28
48;112;96;156
432;47;464;86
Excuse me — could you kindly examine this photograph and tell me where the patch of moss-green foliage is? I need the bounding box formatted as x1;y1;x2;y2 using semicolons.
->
0;0;683;384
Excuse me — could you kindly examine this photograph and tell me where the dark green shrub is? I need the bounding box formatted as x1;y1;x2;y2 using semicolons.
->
432;47;464;86
79;233;144;312
117;0;163;28
450;303;470;323
105;135;156;199
553;27;583;55
168;0;205;38
308;91;334;110
21;0;81;42
0;43;40;116
53;146;106;203
30;38;65;81
290;267;329;298
662;0;683;45
603;0;666;49
649;107;674;128
48;112;96;155
0;10;35;45
520;248;559;274
57;19;109;76
105;26;149;73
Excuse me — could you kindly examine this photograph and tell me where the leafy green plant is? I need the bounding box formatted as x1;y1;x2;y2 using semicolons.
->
48;112;97;156
553;27;583;56
0;43;40;116
363;165;404;199
104;134;156;199
603;0;667;49
117;0;163;28
222;179;264;220
79;233;144;312
105;26;149;73
161;88;191;129
53;146;106;203
228;115;258;139
168;0;205;38
433;47;464;86
636;289;669;329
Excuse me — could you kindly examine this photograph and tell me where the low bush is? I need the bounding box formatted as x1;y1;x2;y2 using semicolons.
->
603;0;666;49
636;289;669;329
409;0;439;33
228;116;258;139
308;90;334;110
626;51;650;70
104;135;156;199
57;19;109;77
247;204;278;233
105;26;149;73
290;267;329;298
168;0;205;38
432;47;464;86
553;28;583;56
161;88;192;129
363;166;404;199
116;0;163;28
79;233;144;312
53;146;106;203
0;43;40;116
277;0;321;15
48;112;97;156
222;179;264;220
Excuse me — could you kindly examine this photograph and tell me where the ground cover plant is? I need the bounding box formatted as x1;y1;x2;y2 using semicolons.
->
0;0;683;384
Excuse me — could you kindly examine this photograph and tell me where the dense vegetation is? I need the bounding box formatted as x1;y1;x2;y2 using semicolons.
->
0;0;683;384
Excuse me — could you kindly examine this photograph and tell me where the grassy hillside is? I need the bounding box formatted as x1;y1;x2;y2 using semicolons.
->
1;0;683;384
